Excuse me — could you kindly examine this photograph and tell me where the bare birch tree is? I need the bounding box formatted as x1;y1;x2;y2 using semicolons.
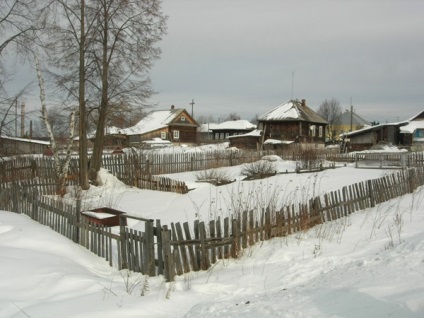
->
44;0;166;185
34;53;75;196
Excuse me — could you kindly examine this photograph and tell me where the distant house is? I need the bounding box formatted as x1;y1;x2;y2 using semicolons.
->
119;106;198;146
257;99;328;149
0;135;50;156
341;110;424;152
399;110;424;151
201;120;256;141
81;126;125;149
228;129;262;150
333;110;371;140
341;124;400;152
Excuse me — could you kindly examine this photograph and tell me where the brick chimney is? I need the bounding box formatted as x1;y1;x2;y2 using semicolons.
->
301;99;306;107
171;105;175;110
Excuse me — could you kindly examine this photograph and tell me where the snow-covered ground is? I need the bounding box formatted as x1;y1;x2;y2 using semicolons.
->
1;147;424;317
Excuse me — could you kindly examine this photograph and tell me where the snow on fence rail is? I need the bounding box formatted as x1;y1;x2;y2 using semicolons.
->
1;167;424;281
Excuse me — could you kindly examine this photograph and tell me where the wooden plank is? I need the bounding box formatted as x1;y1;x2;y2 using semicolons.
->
216;217;223;259
209;220;216;264
231;217;239;258
223;217;230;258
161;226;174;282
241;211;248;249
175;222;190;273
183;221;199;271
154;220;164;275
144;220;154;276
199;221;210;270
171;222;183;275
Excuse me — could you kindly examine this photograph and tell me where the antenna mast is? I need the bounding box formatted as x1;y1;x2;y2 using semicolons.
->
291;71;295;99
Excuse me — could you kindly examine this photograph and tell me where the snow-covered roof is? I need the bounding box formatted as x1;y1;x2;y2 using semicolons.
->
0;135;50;145
263;139;294;145
399;120;424;134
340;123;399;137
199;120;256;132
142;138;171;145
213;120;256;130
198;123;219;132
84;126;122;139
258;99;327;124
228;129;262;139
119;109;183;136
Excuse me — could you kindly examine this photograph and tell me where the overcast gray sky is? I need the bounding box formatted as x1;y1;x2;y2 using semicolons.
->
5;0;424;125
149;0;424;123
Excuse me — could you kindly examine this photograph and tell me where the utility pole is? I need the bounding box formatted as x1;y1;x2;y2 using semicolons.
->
15;99;18;137
350;98;353;132
21;101;25;137
190;99;195;117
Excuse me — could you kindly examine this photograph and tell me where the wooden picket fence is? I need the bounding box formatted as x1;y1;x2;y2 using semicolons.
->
0;156;187;194
161;166;424;281
3;151;423;188
355;152;424;169
2;166;424;282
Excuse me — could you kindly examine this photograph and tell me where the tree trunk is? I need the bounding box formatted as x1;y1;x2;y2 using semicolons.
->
79;0;89;190
89;4;109;185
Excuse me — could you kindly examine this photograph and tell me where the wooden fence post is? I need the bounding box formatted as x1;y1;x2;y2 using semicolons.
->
199;222;210;270
408;169;415;193
11;182;19;213
74;199;81;243
146;219;156;276
367;179;375;208
161;225;174;282
156;219;164;275
119;215;128;270
231;217;240;258
30;187;39;221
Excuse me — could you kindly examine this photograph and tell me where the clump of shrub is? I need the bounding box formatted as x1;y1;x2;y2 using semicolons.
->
241;160;277;180
296;147;322;171
195;168;234;186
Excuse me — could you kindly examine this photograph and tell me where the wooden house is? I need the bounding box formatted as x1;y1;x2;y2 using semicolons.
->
399;110;424;151
118;106;199;146
0;135;50;156
341;124;400;152
228;129;262;150
208;120;256;140
343;109;424;152
257;99;328;148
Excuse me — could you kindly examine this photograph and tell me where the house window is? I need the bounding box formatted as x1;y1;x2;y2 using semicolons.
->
161;132;166;139
173;130;179;139
215;133;219;140
181;116;186;122
311;125;316;137
319;126;323;137
220;133;224;139
225;133;229;139
415;129;424;138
